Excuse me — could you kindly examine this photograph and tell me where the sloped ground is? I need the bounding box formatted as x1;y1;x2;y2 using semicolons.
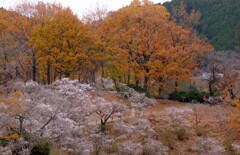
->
96;89;239;154
1;79;240;155
143;101;238;155
91;89;240;154
71;85;240;155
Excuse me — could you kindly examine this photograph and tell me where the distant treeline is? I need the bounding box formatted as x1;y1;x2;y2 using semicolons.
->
162;0;240;51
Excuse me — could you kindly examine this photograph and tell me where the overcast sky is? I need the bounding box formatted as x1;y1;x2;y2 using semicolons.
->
1;0;170;18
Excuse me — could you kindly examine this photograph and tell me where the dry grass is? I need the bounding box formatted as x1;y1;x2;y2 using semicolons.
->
143;100;240;154
90;92;240;154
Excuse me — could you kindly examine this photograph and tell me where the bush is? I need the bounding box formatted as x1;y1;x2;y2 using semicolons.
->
0;138;8;147
196;128;208;137
155;129;175;149
22;132;32;141
224;139;233;152
30;139;50;155
127;84;147;93
169;88;210;103
176;128;187;141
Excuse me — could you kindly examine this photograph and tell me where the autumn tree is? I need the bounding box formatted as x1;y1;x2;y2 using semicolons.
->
101;0;212;96
30;6;95;84
0;2;63;83
102;0;170;88
83;5;114;82
0;9;18;84
4;2;39;81
217;71;240;101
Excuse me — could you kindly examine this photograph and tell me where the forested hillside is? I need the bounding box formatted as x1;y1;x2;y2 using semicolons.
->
163;0;240;50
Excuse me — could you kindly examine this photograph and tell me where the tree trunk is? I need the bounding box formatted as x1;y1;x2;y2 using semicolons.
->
19;116;24;136
3;52;7;72
118;76;122;83
209;84;214;96
175;81;178;93
144;76;149;90
47;64;51;85
32;54;37;81
78;74;81;83
53;71;57;81
230;90;235;99
101;64;104;78
135;75;140;86
127;71;131;85
158;87;164;99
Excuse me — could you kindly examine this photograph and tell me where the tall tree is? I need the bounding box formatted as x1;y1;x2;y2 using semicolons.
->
2;2;63;82
31;7;95;84
102;0;212;94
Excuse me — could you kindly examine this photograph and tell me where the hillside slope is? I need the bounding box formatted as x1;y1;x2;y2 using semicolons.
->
162;0;240;50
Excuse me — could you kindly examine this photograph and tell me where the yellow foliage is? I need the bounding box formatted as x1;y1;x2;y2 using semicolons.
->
3;133;20;141
230;104;240;132
231;99;240;106
0;91;23;114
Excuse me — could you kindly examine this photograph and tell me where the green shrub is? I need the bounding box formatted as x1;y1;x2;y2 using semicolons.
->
116;85;128;93
213;90;221;97
169;88;210;103
115;87;122;92
224;139;233;152
176;128;187;141
22;131;32;141
127;84;147;93
31;139;50;155
0;138;8;147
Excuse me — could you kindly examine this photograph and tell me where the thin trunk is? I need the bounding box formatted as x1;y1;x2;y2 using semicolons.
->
118;76;122;83
32;54;36;81
158;87;163;99
143;67;150;90
135;77;140;86
144;76;149;90
230;89;235;99
209;84;214;96
127;72;131;85
101;64;104;78
19;116;24;136
39;116;54;136
26;70;29;82
78;74;81;83
175;81;178;93
3;52;7;72
47;64;51;85
53;71;57;81
15;67;18;79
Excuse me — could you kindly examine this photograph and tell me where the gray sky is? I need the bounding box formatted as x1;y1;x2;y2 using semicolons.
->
1;0;170;18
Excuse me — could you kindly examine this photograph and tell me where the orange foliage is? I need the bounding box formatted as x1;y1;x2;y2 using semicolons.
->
3;133;20;141
1;0;213;94
101;0;212;94
217;71;240;101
